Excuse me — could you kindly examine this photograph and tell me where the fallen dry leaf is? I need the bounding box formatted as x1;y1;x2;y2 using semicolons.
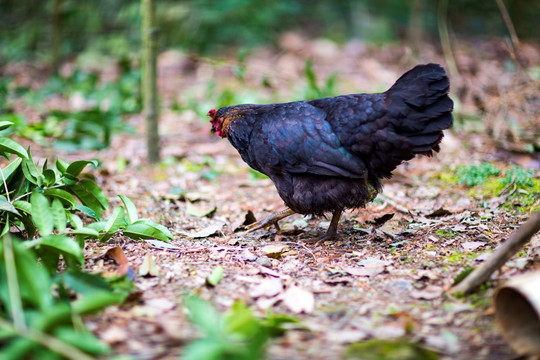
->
144;298;176;311
461;241;486;252
410;285;444;300
146;239;180;250
282;285;315;313
258;265;285;278
178;222;224;238
475;253;491;262
100;325;128;345
230;210;257;231
326;329;369;344
527;235;540;259
185;201;217;218
139;252;160;277
345;262;386;277
256;295;282;310
425;207;452;217
261;244;289;258
249;278;284;298
358;257;391;266
372;323;407;339
424;331;461;354
105;246;134;279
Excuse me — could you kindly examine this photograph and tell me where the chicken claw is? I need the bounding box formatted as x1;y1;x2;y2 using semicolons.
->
245;208;296;232
308;209;342;242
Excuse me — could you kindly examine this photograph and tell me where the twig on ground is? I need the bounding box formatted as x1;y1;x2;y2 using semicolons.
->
377;194;413;215
451;209;540;295
286;241;317;261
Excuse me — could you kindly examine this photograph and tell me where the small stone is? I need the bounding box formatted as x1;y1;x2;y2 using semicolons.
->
240;250;257;261
256;256;273;268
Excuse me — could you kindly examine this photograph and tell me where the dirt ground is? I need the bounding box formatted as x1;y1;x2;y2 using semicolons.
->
6;34;540;359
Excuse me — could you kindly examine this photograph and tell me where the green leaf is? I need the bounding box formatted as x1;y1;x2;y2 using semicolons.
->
73;227;100;238
98;233;112;242
184;296;222;336
0;197;20;215
64;270;111;294
0;157;22;187
123;220;172;241
0;136;28;159
136;218;173;239
17;214;37;238
0;120;14;130
31;190;53;236
70;186;103;219
86;220;107;233
36;244;61;274
104;207;125;234
43;188;76;207
68;213;83;229
40;235;84;265
182;338;229;360
224;301;260;337
21;159;41;186
2;235;53;310
62;173;78;185
43;168;57;186
56;158;68;173
206;265;224;287
118;194;138;223
51;198;67;233
65;160;96;177
344;339;440;360
73;290;124;314
54;328;110;356
80;179;108;209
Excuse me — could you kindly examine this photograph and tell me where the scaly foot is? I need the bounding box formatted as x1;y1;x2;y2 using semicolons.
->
307;209;342;242
245;208;296;233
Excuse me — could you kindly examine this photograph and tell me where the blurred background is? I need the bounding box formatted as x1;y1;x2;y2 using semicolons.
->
0;3;539;358
1;0;539;61
0;0;539;157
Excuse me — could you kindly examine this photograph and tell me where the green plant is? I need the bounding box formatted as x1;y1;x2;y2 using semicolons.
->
0;123;172;358
435;228;456;238
182;296;297;360
344;339;439;360
18;69;140;151
456;162;501;187
454;162;539;212
501;166;535;187
302;59;339;100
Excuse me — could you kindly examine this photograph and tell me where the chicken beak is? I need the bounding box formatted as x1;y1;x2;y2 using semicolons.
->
210;126;216;135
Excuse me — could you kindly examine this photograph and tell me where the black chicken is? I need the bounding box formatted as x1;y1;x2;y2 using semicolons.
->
208;63;453;240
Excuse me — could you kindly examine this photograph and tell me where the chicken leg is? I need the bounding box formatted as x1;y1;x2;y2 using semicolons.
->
309;209;341;241
245;208;296;232
245;208;342;241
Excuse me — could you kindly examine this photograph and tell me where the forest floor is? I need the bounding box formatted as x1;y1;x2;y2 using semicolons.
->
4;34;540;359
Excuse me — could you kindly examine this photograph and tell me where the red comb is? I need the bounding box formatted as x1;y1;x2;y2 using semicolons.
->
207;109;217;117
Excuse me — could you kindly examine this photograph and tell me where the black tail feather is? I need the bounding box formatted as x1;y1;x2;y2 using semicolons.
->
386;63;453;155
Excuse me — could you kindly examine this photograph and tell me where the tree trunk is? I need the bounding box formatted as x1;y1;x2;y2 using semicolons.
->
408;0;423;54
142;0;160;164
51;0;63;73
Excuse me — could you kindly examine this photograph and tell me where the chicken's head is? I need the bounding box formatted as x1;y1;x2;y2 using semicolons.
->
207;108;226;138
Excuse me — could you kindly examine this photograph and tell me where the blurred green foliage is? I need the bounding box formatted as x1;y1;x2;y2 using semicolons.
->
456;162;501;187
1;68;140;151
454;162;540;212
1;0;539;62
182;296;298;360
